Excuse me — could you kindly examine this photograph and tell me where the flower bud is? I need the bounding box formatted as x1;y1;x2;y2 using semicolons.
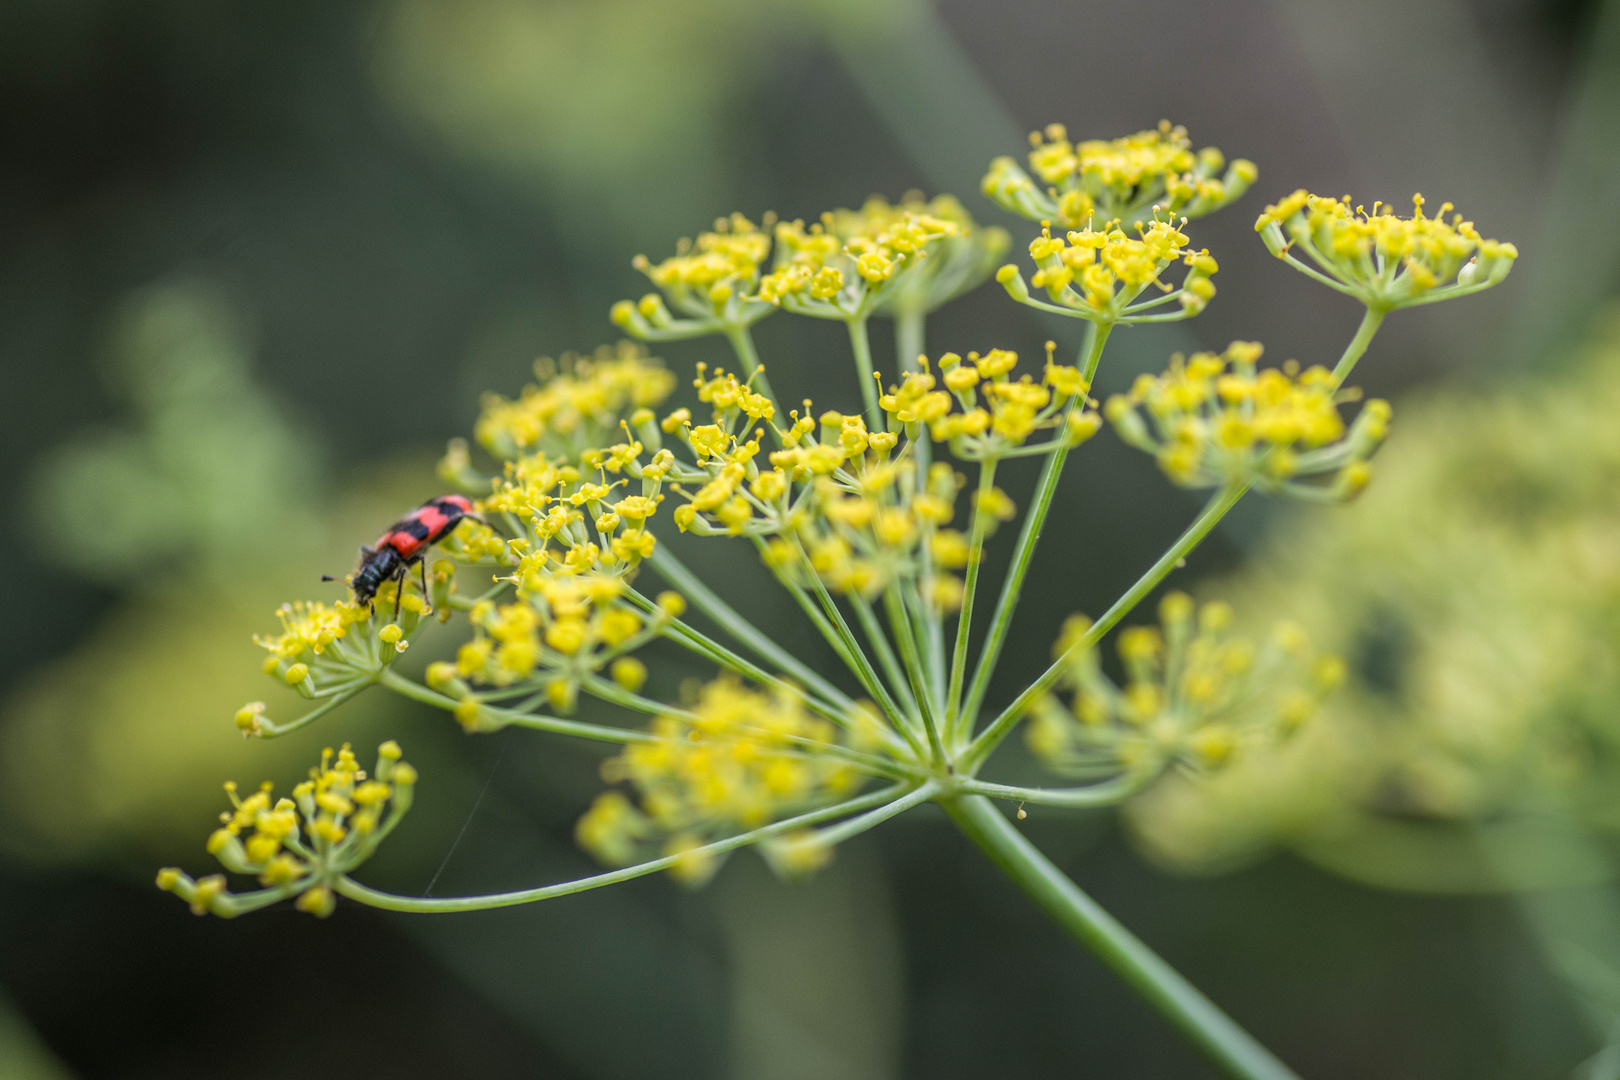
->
995;264;1030;301
611;657;648;692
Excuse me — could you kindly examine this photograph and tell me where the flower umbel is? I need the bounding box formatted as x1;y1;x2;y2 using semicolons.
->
1255;192;1517;310
613;213;777;340
845;193;1010;321
984;121;1257;228
1028;594;1344;778
240;571;453;737
157;741;417;917
473;341;676;460
578;678;882;884
1104;341;1390;499
755;201;961;321
995;216;1220;324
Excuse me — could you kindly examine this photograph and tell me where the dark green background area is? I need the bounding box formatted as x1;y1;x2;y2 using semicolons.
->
0;1;1611;1076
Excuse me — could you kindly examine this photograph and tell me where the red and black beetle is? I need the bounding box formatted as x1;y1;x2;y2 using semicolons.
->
330;495;479;607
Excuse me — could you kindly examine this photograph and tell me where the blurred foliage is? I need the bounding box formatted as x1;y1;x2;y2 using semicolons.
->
2;280;483;866
30;280;321;587
371;0;911;241
1130;312;1620;893
0;992;71;1080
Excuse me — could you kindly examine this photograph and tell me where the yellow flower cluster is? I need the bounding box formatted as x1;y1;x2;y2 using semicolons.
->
834;193;1009;319
614;213;779;337
755;203;960;319
241;568;453;733
775;455;969;609
984;122;1257;228
437;585;682;718
577;678;871;883
1256;192;1517;310
1027;594;1343;778
893;347;1101;458
647;346;1097;600
427;437;685;714
255;599;361;667
1104;341;1391;498
474;341;676;460
482;445;666;570
668;397;889;535
157;742;417;917
614;195;1006;338
649;372;970;604
438;344;698;717
997;218;1219;322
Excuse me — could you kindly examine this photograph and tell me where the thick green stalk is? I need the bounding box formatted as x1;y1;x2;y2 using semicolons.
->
336;785;910;913
959;323;1112;734
962;484;1245;770
1075;318;1109;384
945;457;998;740
957;775;1144;807
946;796;1300;1080
648;547;848;707
1330;306;1386;386
895;308;926;374
846;316;884;431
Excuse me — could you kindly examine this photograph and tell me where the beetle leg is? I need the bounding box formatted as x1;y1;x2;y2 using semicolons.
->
391;564;408;624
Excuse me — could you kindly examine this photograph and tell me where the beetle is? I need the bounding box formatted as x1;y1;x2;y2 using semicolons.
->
327;495;480;609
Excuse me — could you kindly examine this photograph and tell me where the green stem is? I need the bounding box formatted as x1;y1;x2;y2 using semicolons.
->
1329;306;1386;386
625;589;851;720
945;457;998;740
846;316;884;431
962;484;1245;770
724;324;782;428
945;796;1300;1080
792;550;914;737
959;323;1112;734
578;673;687;718
253;681;373;738
810;781;937;846
336;784;911;913
906;576;945;714
885;587;934;713
957;775;1145;807
648;547;849;707
883;587;944;763
895;307;926;374
1076;318;1109;384
377;668;651;746
850;593;922;723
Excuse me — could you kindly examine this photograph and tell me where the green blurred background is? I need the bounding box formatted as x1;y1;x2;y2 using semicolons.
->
1;0;1617;1076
